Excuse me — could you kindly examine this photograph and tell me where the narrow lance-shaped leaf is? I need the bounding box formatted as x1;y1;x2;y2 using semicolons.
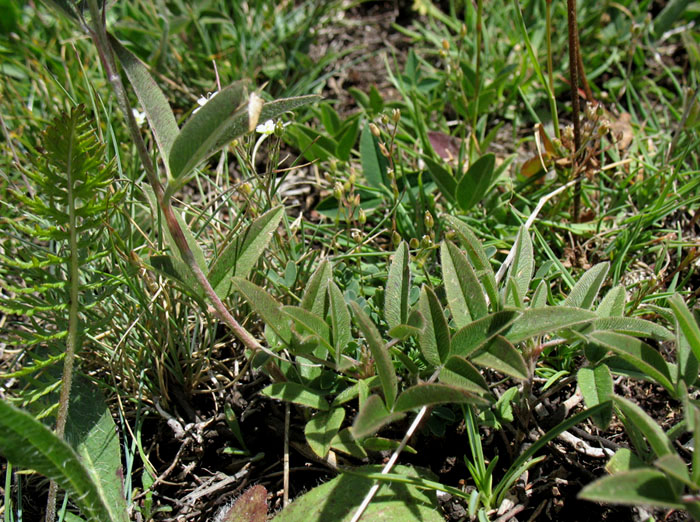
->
360;123;389;189
577;364;613;429
505;307;597;344
444;215;499;307
384;241;410;329
614;395;675;458
439;356;491;396
301;259;332;315
418;286;451;365
591;317;674;341
455;153;496;212
108;34;179;161
231;277;291;345
0;400;119;522
590;331;675;395
350;302;398;409
563;262;610;310
328;281;351;367
579;469;684;510
169;81;247;182
669;293;700;364
351;395;404;439
597;285;626;317
504;226;533;306
451;311;520;358
208;206;284;298
441;241;487;328
471;336;529;380
394;383;491;412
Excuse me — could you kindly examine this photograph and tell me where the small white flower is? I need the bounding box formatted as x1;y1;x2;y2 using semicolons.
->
132;108;146;127
256;119;276;135
193;91;217;114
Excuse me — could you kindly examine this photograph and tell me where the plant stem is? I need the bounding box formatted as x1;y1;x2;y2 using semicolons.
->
45;112;83;522
545;0;560;139
566;0;582;223
471;0;483;156
83;0;284;382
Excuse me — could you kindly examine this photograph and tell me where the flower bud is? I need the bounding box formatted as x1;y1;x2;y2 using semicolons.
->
460;23;467;39
392;230;402;247
424;211;434;230
442;39;450;51
351;230;363;244
333;182;344;201
409;237;420;249
369;123;381;138
392;108;401;123
379;142;390;158
239;181;253;196
358;208;366;225
421;234;432;248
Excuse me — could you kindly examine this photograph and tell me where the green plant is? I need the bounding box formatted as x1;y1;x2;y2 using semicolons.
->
579;294;700;518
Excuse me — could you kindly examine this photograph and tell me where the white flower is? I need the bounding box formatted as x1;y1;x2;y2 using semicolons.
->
255;119;276;135
132;108;146;127
193;91;217;114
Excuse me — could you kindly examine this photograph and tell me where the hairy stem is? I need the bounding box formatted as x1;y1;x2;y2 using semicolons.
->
45;108;82;522
566;0;582;223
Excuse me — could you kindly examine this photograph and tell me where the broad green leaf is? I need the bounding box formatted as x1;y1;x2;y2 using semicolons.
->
504;227;533;306
208;206;284;298
351;395;404;439
0;400;118;522
350;302;398;409
394;383;491;412
301;259;332;315
169;82;247;181
591;317;674;341
331;428;367;459
65;378;128;522
563;262;609;310
360;123;388;189
439;356;491;395
654;454;694;489
261;382;329;411
272;465;442;522
388;323;422;340
606;448;647;474
451;311;520;358
442;241;487;327
384;242;410;329
231;277;291;345
423;156;456;204
506;307;597;344
591;331;674;395
328;281;351;367
597;285;626;317
471;336;529;380
305;408;345;459
417;286;451;365
614;396;675;458
455;153;496;212
109;34;179;160
283;306;333;355
577;364;613;429
579;469;683;509
445;216;499;307
170;87;319;181
678;329;699;387
669;293;700;364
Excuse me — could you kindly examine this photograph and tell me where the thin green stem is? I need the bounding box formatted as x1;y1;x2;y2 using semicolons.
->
545;0;560;139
